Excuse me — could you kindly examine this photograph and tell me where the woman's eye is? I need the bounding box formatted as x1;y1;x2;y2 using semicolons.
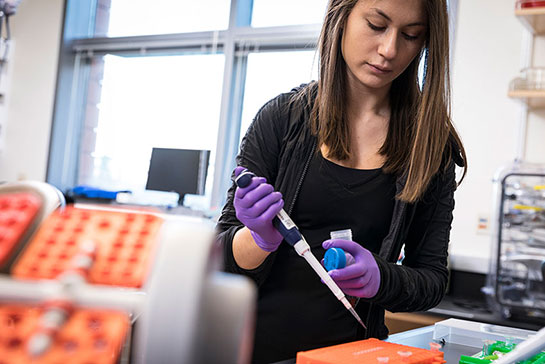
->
402;33;419;41
367;21;386;32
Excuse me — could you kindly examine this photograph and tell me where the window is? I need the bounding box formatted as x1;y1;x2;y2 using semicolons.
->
251;0;328;28
95;0;231;37
79;54;224;195
49;0;326;209
240;50;319;140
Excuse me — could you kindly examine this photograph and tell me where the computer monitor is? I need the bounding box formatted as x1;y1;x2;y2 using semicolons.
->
145;148;210;204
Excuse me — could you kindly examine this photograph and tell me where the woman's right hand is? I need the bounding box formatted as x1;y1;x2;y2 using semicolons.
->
234;167;284;252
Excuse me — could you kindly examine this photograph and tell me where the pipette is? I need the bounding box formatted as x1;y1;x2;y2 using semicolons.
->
235;170;366;329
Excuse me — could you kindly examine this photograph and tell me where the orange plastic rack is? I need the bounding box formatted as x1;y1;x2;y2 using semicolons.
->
296;338;446;364
0;304;129;364
0;192;42;267
12;205;163;288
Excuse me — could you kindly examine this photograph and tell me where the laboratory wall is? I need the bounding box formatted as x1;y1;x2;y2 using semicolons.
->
0;0;64;182
0;0;543;276
449;0;545;273
526;31;545;162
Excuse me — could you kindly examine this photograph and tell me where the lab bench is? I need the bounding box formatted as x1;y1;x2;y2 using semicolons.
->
385;268;545;337
384;293;544;336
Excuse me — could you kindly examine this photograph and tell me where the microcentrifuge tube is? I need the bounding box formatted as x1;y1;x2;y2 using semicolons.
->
397;350;413;363
330;229;353;241
429;342;441;351
327;229;358;307
483;339;494;356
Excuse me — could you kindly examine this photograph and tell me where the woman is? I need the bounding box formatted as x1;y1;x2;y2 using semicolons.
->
216;0;466;362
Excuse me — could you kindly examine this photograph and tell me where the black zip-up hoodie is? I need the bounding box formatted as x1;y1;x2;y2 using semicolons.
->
216;82;463;357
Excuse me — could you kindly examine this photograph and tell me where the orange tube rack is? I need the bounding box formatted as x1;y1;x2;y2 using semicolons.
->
296;338;446;364
12;206;163;288
0;303;129;364
0;192;42;268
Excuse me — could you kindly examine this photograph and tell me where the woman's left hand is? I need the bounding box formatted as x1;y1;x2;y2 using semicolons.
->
322;239;381;298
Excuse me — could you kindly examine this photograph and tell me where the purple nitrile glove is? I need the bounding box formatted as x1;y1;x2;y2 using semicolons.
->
233;167;284;252
322;239;381;298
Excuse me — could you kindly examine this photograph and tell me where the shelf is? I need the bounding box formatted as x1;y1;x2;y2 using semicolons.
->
508;89;545;109
515;7;545;34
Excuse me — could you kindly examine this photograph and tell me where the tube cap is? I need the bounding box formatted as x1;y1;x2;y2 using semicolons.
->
324;247;347;271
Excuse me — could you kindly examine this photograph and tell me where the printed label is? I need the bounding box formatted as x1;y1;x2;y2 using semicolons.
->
277;209;296;230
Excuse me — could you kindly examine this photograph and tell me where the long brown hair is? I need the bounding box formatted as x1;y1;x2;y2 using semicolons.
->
306;0;466;203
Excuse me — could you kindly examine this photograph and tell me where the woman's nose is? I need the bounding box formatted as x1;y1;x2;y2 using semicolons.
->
378;30;398;60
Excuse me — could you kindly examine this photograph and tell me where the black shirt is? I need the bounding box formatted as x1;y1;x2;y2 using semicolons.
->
253;151;396;363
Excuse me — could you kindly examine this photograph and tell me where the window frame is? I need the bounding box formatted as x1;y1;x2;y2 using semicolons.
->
48;0;320;209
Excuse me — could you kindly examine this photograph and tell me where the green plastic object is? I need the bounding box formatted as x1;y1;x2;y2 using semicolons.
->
459;341;545;364
482;355;499;360
486;341;516;355
459;356;492;364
